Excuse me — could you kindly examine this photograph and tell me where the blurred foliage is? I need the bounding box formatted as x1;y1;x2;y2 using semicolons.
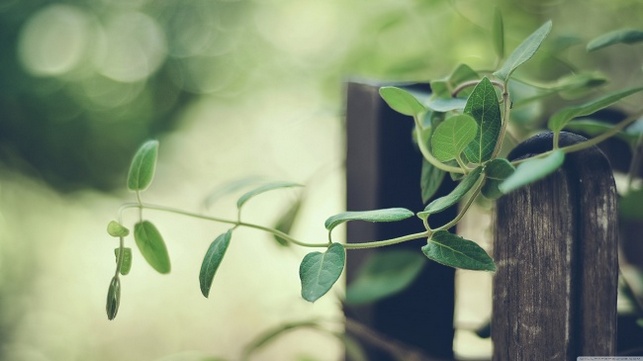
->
0;0;642;192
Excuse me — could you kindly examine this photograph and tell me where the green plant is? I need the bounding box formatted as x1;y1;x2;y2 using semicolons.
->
104;16;643;349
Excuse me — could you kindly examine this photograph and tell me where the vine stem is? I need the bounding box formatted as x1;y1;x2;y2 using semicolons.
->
512;109;643;166
118;202;429;250
433;174;484;233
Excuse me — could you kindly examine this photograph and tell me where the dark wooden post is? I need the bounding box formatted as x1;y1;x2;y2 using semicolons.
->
492;132;618;360
344;81;456;360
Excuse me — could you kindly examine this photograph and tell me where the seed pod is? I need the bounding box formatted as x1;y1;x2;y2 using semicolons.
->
106;276;121;320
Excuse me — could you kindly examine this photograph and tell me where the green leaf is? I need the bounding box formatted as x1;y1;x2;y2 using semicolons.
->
299;243;345;302
324;208;415;232
492;7;504;60
493;20;552;82
498;150;565;194
481;158;515;200
134;221;171;274
114;247;132;275
379;86;426;116
236;181;302;209
127;140;159;191
107;221;129;238
422;230;496;271
431;114;478;162
463;77;502;163
419;166;483;217
345;250;425;305
484;158;515;180
106;276;120;320
273;197;303;247
587;28;643;51
199;230;232;298
421;159;446;204
425;97;467;112
548;87;643;132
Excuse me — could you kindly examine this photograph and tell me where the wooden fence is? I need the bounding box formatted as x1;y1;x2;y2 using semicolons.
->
343;81;632;360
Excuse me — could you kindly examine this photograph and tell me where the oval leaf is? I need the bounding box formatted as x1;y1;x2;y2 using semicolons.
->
127;140;159;191
463;77;502;163
324;208;415;232
106;276;121;320
493;20;552;82
484;158;515;180
420;166;483;217
422;230;496;271
548;86;643;132
273;197;303;247
134;220;171;274
299;243;345;302
345;250;426;305
498;150;565;194
114;247;133;276
587;28;643;51
379;86;426;116
431;114;478;162
107;220;129;238
199;230;232;298
421;159;446;204
236;181;302;209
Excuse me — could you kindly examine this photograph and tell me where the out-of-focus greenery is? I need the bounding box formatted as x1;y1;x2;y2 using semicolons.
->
0;0;642;360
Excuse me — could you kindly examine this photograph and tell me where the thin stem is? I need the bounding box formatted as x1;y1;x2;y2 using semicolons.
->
434;176;484;232
452;79;505;97
491;88;512;158
119;202;428;250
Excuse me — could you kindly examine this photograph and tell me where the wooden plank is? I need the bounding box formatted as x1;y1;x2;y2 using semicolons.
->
344;81;456;360
492;132;618;360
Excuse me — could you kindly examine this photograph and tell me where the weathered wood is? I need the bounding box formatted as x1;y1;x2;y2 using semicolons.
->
493;132;618;360
345;81;456;360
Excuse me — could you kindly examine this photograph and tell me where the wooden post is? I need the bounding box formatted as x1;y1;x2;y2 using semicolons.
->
344;81;456;360
492;132;618;360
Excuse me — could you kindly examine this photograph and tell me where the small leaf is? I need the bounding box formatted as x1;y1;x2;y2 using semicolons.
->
273;197;303;247
106;276;121;320
449;64;480;87
345;250;426;305
431;114;478;162
564;119;637;146
419;166;483;217
422;230;496;271
498;150;565;194
236;181;302;209
481;158;515;200
299;243;345;302
134;221;171;274
421;159;446;204
199;230;232;298
324;208;415;232
492;7;505;60
114;247;132;275
587;28;643;51
484;158;515;180
548;87;643;132
494;20;552;82
127;140;159;191
379;86;426;116
107;221;129;238
463;77;502;163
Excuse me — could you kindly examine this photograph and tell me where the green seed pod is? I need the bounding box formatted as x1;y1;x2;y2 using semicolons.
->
107;221;129;238
106;276;121;320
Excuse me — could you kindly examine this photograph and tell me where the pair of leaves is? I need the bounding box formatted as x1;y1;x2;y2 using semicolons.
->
423;230;495;271
429;77;501;164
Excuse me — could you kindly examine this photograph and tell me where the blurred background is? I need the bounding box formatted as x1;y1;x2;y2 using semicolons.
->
0;0;642;360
